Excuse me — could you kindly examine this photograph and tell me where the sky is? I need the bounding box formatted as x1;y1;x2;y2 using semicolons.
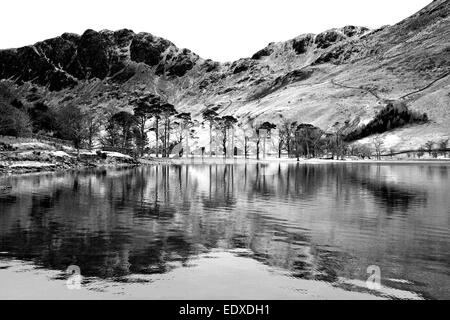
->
0;0;432;62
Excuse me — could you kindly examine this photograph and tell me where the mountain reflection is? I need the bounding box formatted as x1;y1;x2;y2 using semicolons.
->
0;163;449;298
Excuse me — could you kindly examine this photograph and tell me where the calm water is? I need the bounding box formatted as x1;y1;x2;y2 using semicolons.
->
0;163;449;299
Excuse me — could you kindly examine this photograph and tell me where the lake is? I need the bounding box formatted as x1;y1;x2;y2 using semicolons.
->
0;162;449;299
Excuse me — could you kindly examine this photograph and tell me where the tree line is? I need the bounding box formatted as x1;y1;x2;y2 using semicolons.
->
200;110;351;160
1;86;351;159
2;82;445;160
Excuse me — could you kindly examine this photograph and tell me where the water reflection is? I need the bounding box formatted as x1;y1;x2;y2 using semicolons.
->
0;163;449;299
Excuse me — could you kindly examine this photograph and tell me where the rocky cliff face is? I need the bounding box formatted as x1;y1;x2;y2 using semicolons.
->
0;28;203;90
1;0;449;150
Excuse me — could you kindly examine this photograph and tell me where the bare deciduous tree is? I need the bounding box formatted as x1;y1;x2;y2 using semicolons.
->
373;136;384;160
424;141;434;156
439;139;449;157
277;119;297;158
216;115;238;158
202;108;219;157
175;112;193;157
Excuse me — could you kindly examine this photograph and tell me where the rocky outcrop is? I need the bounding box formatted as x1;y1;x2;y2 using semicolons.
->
0;45;78;91
292;35;314;54
251;46;274;60
312;41;363;65
130;32;172;67
203;59;221;72
342;25;369;37
155;48;199;77
314;26;368;49
231;59;257;74
314;30;346;49
35;34;79;72
0;29;202;90
75;29;113;79
0;25;370;92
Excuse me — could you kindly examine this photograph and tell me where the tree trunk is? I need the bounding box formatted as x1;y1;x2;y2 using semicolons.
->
222;129;227;158
244;136;248;159
88;132;93;151
163;119;167;158
263;136;266;159
256;139;260;160
140;118;146;156
231;127;235;158
185;127;189;158
155;118;159;158
123;128;128;150
209;122;212;157
167;118;171;157
215;130;219;157
305;142;310;159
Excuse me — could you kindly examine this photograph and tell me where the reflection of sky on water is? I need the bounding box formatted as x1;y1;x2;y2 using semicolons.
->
0;163;449;299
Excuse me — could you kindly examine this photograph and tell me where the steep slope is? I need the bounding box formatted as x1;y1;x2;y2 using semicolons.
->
0;0;449;151
174;0;449;151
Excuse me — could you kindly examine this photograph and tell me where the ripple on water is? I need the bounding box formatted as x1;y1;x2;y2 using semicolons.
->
0;163;449;299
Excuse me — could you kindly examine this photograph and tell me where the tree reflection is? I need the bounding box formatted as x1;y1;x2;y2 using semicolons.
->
0;163;446;299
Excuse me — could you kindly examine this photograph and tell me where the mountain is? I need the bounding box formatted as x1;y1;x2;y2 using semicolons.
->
0;0;449;151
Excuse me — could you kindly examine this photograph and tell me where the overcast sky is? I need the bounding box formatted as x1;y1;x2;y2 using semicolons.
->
1;0;432;62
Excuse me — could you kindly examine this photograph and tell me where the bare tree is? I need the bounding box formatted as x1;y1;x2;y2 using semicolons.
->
175;112;193;157
57;105;90;157
236;121;254;159
81;105;104;151
295;124;323;159
258;122;276;159
286;121;298;157
160;103;177;157
111;111;137;151
202;108;219;157
247;119;261;160
373;136;384;160
417;148;425;158
216;115;238;158
439;139;449;157
131;93;162;156
424;140;434;156
360;144;372;159
277;119;297;158
349;144;359;157
331;121;349;160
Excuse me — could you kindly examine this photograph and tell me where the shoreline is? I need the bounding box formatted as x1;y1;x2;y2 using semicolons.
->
167;156;450;165
0;147;141;177
2;156;450;178
0;163;140;179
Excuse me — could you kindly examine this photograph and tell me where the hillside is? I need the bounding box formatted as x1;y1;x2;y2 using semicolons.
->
0;0;449;151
